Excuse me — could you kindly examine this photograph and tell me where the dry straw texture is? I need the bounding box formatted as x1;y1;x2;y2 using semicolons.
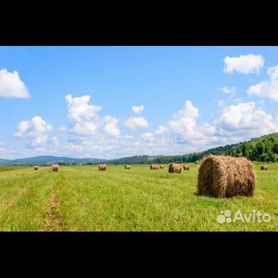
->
160;165;164;169
52;165;60;172
198;156;256;198
168;164;182;173
99;164;107;171
183;165;190;170
34;166;39;171
260;165;268;170
125;165;131;169
150;164;160;170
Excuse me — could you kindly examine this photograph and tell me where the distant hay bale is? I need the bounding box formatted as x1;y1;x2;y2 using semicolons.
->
34;166;39;171
168;163;182;173
99;164;107;171
260;165;268;170
150;164;160;170
125;164;131;169
160;165;164;169
52;165;60;172
198;156;256;198
183;165;190;170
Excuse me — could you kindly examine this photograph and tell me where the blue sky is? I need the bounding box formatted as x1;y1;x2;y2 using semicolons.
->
0;46;277;159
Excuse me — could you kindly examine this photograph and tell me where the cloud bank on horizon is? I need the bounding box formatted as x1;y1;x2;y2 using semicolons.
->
0;49;277;159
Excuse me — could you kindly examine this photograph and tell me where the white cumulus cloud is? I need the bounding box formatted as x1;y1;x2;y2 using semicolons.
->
14;116;52;146
65;94;121;139
69;122;98;136
0;69;30;98
224;54;264;74
247;65;278;102
216;102;277;137
132;105;144;114
168;100;200;136
65;94;102;136
65;94;102;122
166;100;217;146
103;116;121;138
124;116;149;129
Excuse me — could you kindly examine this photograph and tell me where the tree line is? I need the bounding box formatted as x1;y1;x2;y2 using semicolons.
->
111;133;278;165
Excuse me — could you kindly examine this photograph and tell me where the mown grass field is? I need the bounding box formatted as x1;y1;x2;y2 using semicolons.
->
0;164;277;231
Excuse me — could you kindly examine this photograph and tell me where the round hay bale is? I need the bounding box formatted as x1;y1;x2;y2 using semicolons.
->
150;164;160;170
260;165;268;170
125;164;131;169
160;165;164;169
183;165;190;170
52;165;60;172
34;165;39;171
168;163;182;173
99;164;107;171
198;156;256;198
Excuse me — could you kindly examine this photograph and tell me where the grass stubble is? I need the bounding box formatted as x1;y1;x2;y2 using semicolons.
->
0;164;277;231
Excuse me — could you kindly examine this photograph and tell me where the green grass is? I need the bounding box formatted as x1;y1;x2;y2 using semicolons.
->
0;164;277;231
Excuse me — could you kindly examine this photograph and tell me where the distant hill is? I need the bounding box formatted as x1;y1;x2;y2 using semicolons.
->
0;156;106;166
0;159;10;166
0;133;277;166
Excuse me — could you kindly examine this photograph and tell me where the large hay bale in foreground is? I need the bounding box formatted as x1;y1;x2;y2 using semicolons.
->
168;163;182;173
125;164;131;169
260;165;268;170
34;165;39;171
198;156;256;198
150;164;160;170
99;164;107;171
183;165;190;170
52;165;60;172
160;165;164;169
